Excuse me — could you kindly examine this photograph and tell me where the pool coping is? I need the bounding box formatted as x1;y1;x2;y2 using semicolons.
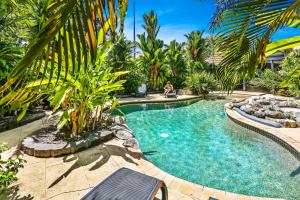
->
119;95;202;105
225;104;300;160
119;99;286;200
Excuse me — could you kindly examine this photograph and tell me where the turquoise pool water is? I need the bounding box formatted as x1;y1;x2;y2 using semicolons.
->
116;100;300;199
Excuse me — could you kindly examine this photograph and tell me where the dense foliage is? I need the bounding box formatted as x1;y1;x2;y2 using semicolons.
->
0;0;129;137
185;72;219;96
1;1;298;139
250;50;300;97
281;50;300;97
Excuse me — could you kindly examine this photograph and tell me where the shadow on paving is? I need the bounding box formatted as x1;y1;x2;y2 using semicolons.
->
48;144;144;188
0;186;34;200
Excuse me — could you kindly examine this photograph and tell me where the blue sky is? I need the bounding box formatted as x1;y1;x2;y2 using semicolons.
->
123;0;300;44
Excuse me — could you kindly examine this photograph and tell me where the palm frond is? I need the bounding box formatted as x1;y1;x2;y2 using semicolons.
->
1;0;127;93
211;0;300;90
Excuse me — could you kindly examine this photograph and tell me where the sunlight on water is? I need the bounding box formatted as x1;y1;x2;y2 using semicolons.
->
116;100;300;200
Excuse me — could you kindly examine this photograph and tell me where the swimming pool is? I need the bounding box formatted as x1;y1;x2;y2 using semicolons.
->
116;100;300;199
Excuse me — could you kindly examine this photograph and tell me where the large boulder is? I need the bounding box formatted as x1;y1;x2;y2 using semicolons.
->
253;109;266;118
232;100;249;108
123;138;139;149
232;98;246;103
115;129;134;140
255;99;271;105
283;120;297;128
278;101;298;108
264;110;286;119
240;105;256;114
110;124;130;132
265;117;297;128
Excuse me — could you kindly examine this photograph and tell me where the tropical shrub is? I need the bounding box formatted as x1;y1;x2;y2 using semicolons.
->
1;0;128;93
250;69;283;94
281;50;300;97
106;34;147;94
107;34;134;72
0;144;25;191
123;67;147;94
0;0;128;137
185;72;219;96
0;43;127;137
250;50;300;96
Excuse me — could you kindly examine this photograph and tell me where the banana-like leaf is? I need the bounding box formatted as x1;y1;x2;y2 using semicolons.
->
266;36;300;57
57;108;74;130
51;86;72;112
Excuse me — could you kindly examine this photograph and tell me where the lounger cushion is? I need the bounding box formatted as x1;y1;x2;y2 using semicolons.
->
81;168;162;200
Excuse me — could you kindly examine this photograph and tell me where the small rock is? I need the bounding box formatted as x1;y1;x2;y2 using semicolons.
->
283;120;297;128
296;117;300;127
225;103;233;109
113;116;125;125
123;138;139;149
115;129;133;140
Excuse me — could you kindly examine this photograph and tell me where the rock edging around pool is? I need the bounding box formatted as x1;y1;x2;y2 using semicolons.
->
21;116;139;158
225;103;300;160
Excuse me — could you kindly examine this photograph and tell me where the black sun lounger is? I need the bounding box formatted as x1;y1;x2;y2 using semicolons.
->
81;167;168;200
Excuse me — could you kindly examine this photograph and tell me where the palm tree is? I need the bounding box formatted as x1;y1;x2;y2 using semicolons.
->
1;0;128;93
211;0;300;90
165;40;186;88
137;10;166;90
106;34;133;72
142;10;160;42
0;41;22;85
185;30;207;72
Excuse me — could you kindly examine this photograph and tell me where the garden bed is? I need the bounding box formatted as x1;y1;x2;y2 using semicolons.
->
20;115;138;157
21;126;114;157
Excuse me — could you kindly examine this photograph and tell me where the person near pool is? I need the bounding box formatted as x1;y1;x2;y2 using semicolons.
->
164;81;174;97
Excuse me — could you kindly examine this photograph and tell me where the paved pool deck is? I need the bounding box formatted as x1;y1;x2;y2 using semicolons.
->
1;91;295;200
1;139;284;200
